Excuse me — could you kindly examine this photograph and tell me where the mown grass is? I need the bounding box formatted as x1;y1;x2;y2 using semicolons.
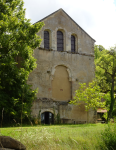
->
0;123;115;150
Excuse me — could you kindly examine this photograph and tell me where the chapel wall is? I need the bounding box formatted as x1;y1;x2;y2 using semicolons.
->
37;10;95;54
28;49;95;99
31;98;95;123
28;49;95;123
28;9;96;123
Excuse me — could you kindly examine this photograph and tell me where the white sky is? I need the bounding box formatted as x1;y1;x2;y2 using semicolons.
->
23;0;116;49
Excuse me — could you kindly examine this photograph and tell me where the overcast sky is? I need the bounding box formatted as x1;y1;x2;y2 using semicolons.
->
23;0;116;49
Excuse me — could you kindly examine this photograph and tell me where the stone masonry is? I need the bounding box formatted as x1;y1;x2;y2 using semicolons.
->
28;8;96;123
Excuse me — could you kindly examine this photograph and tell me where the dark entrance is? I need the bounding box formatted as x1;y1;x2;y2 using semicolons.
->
41;112;54;124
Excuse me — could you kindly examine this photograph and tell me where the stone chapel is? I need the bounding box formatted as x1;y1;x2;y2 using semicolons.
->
28;8;96;124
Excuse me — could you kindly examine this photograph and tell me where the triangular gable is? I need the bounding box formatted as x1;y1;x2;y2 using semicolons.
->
34;8;95;42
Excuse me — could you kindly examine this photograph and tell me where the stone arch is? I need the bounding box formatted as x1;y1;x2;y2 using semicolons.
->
41;109;56;115
41;110;54;124
51;63;72;81
71;33;78;52
52;65;72;101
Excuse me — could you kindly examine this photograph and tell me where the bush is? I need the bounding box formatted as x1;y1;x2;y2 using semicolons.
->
100;123;116;150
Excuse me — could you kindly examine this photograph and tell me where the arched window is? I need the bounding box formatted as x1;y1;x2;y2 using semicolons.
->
71;35;75;52
44;31;49;49
57;31;63;51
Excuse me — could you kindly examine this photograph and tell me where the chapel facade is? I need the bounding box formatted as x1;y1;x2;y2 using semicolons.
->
28;8;96;124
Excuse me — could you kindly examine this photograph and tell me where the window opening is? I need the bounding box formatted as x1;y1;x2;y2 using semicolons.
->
57;31;63;51
44;31;49;49
71;35;75;52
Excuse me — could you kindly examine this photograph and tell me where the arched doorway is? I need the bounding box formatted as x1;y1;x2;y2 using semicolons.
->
41;112;54;124
52;65;71;101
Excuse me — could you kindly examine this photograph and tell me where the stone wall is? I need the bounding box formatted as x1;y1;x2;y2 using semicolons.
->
28;9;96;123
28;48;95;123
37;9;95;54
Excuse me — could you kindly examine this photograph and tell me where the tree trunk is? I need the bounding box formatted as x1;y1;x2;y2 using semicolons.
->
108;77;115;121
87;111;89;123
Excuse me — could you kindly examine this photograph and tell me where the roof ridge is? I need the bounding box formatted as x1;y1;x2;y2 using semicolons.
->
34;8;95;42
33;8;61;24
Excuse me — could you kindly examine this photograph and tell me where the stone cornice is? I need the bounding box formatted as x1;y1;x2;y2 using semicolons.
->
38;47;94;57
34;98;69;105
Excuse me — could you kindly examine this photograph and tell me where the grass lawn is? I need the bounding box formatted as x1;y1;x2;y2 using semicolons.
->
0;123;110;150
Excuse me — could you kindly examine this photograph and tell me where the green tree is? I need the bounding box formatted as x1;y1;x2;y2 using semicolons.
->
95;46;116;120
0;0;44;123
70;81;106;123
94;45;110;93
94;45;105;60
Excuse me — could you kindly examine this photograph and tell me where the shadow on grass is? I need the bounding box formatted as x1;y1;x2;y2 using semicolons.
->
1;122;104;129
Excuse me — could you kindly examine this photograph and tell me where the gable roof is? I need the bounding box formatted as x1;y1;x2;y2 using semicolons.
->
34;8;95;42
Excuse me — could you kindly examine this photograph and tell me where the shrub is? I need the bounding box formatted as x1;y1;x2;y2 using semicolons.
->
100;123;116;150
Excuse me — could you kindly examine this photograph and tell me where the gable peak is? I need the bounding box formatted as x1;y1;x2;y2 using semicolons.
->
34;8;95;42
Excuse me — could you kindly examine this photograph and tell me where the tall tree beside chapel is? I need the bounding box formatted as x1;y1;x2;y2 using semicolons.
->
0;0;44;123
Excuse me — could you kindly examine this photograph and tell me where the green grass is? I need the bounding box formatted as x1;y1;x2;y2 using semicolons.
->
0;123;113;150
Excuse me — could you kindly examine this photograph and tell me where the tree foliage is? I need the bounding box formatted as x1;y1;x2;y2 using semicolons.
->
95;45;116;119
70;81;105;111
0;0;44;123
70;81;106;122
